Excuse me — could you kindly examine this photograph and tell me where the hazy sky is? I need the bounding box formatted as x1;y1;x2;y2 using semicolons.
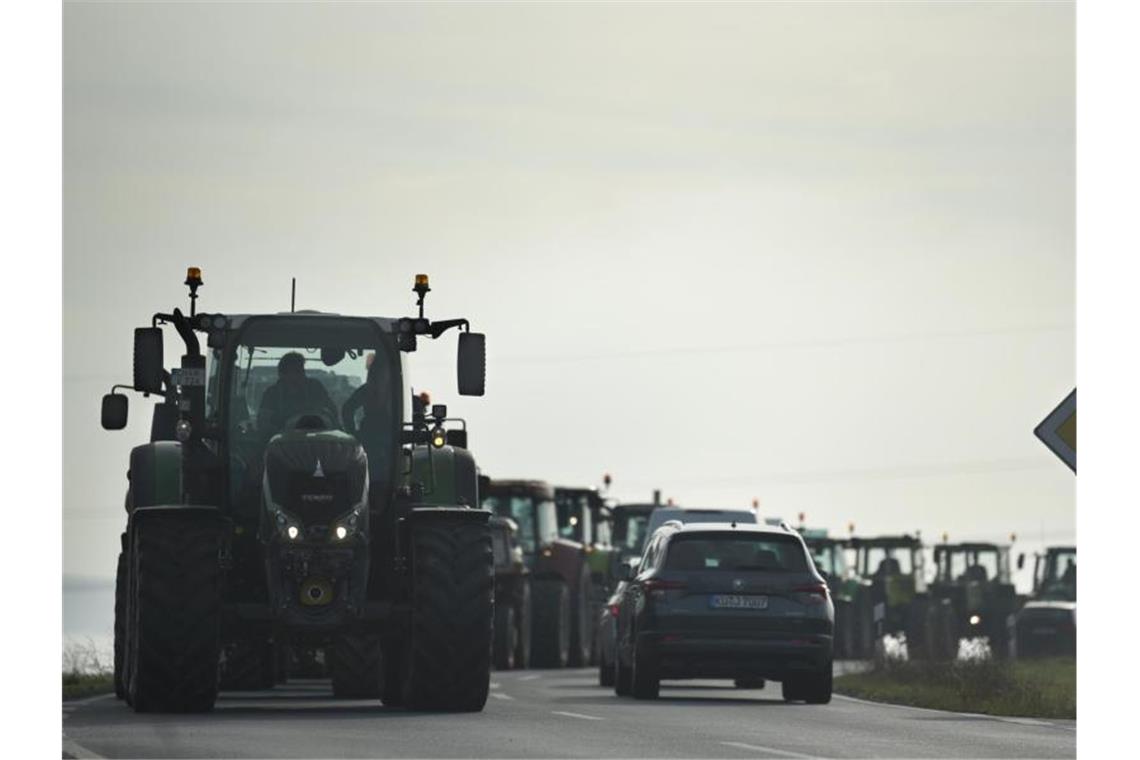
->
64;1;1074;598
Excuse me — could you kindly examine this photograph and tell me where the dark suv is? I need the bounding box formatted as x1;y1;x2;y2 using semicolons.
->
612;522;833;703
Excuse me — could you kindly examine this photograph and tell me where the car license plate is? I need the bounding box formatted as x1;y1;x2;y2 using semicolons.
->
710;594;768;610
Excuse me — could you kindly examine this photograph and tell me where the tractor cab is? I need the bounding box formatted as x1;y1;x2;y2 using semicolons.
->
846;534;926;658
928;541;1017;658
1028;546;1076;602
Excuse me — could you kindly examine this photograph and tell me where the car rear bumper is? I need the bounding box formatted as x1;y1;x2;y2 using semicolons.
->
637;630;832;680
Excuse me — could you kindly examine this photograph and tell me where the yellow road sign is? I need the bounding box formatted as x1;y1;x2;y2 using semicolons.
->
1034;389;1075;473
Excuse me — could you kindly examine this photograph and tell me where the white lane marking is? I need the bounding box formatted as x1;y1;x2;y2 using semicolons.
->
490;681;501;689
832;693;1075;731
518;674;540;681
719;741;817;759
552;710;604;721
490;692;515;700
63;734;106;759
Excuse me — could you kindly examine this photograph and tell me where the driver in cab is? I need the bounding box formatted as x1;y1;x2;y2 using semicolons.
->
256;351;339;437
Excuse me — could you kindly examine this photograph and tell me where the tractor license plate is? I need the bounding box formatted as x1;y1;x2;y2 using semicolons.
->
710;594;768;610
1032;626;1056;636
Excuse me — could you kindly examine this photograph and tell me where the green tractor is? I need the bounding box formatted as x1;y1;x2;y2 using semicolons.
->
482;479;594;667
104;269;493;712
800;529;860;659
927;541;1018;660
1013;545;1076;658
848;534;930;659
554;486;618;665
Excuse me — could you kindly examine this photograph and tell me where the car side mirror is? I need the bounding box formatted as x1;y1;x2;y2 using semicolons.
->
101;393;128;430
133;327;165;393
446;429;467;448
1017;552;1025;570
457;332;485;396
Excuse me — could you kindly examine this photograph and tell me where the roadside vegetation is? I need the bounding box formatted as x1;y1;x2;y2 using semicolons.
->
63;638;114;701
834;655;1075;719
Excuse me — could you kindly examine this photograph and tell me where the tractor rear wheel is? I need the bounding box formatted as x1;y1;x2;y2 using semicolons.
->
493;603;518;670
568;565;593;667
127;513;222;713
113;550;127;700
329;634;383;698
530;579;570;668
380;635;406;707
513;582;531;669
401;516;494;711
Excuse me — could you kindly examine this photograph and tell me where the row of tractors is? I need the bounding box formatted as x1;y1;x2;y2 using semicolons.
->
99;269;1072;716
801;530;1076;661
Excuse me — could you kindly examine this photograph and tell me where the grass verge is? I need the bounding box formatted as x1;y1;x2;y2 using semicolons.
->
63;672;115;701
834;657;1075;719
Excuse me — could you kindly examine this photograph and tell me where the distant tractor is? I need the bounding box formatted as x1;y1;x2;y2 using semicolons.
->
555;486;618;665
482;479;591;667
104;269;492;712
1013;546;1076;658
609;502;657;573
489;515;532;669
801;530;859;659
848;535;930;659
927;542;1018;660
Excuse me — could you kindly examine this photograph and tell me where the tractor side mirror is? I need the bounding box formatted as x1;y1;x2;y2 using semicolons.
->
457;332;485;396
133;327;165;393
101;393;128;430
1017;552;1025;570
446;429;468;448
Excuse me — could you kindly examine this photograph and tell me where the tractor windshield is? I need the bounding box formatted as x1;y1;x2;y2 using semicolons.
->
1041;549;1077;600
554;490;591;543
217;317;402;508
863;546;914;577
808;542;846;578
613;510;652;556
483;494;557;557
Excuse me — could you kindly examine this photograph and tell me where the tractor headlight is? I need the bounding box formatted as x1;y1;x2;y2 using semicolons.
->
969;614;981;626
175;419;193;442
331;508;363;542
274;510;303;541
430;425;446;448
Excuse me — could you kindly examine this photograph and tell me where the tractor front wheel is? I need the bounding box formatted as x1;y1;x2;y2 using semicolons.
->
401;515;494;711
127;512;222;713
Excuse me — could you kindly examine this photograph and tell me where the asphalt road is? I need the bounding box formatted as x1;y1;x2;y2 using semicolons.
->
63;666;1075;759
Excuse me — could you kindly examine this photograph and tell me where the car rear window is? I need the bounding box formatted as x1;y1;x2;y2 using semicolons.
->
664;533;808;572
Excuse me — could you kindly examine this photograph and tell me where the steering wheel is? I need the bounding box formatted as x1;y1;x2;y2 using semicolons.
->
281;410;339;432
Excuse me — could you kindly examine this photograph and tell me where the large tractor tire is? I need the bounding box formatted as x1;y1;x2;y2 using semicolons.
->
329;634;383;698
380;636;406;707
401;515;494;711
834;599;856;660
530;579;570;668
113;550;127;700
493;602;519;670
568;564;593;667
514;581;532;669
219;638;276;691
127;512;222;713
855;592;876;659
905;597;930;661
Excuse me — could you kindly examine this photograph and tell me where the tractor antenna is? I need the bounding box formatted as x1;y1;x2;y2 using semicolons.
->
291;278;296;313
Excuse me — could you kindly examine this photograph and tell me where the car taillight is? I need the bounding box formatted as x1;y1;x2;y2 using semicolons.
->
792;583;829;604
